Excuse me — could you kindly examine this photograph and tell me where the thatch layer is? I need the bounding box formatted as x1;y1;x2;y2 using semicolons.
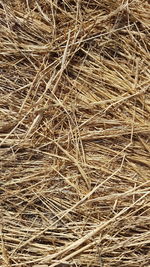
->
0;1;150;266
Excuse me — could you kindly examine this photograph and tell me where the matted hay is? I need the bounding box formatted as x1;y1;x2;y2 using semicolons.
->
0;1;150;266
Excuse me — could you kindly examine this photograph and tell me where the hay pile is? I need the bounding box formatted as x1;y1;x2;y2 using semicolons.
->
0;0;150;266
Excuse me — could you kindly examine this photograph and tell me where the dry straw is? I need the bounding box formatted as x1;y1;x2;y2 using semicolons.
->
0;0;150;266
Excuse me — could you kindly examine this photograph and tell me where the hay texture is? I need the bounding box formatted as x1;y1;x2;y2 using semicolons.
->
0;0;150;266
